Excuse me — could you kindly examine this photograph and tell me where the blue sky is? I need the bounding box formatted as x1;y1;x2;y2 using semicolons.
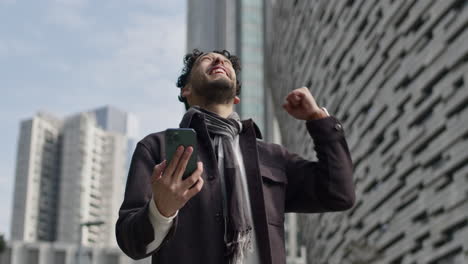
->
0;0;187;238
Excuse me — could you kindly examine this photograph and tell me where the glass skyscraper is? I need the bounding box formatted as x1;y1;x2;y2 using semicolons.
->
238;0;265;134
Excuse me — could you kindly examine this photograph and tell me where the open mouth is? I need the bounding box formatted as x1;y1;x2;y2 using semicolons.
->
208;66;227;76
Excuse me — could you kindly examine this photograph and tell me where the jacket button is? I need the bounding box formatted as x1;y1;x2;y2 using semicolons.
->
334;123;343;131
215;212;222;222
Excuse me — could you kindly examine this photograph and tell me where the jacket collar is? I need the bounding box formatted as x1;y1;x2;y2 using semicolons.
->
241;119;263;139
179;108;199;128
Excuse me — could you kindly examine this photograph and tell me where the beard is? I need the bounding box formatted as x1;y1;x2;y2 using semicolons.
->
192;76;236;105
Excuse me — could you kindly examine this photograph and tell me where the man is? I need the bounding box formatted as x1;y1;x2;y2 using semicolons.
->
116;49;355;264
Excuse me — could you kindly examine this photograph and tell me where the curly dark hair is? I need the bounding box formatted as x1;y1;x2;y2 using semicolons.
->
176;49;242;110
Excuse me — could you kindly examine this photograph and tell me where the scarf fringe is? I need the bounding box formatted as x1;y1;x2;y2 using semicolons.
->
227;229;253;264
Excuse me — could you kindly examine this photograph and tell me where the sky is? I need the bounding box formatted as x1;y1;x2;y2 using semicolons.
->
0;0;187;238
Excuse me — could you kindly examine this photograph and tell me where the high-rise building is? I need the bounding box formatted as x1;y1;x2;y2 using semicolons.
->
91;105;139;171
238;0;266;134
186;0;237;52
92;106;138;138
10;112;62;243
265;1;468;263
56;112;127;248
9;106;139;262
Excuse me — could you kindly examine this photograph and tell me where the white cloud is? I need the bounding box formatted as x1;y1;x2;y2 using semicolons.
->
80;11;187;129
103;0;185;13
0;0;16;4
0;39;42;57
0;42;6;56
92;13;186;77
53;0;87;5
0;137;16;238
43;60;73;73
93;12;187;134
46;0;91;29
133;101;185;137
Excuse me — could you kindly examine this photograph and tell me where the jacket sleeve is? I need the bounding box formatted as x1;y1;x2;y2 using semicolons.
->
284;116;355;213
115;142;177;259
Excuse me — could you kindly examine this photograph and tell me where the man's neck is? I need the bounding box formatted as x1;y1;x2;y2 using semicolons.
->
199;103;234;118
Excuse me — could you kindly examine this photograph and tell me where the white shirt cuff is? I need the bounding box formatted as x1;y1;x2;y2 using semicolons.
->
321;107;330;116
149;197;178;222
145;197;178;254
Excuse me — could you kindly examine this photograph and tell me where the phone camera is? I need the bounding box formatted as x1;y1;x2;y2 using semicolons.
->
168;132;179;143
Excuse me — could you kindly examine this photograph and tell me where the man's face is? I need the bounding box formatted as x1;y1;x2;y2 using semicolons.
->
186;52;237;105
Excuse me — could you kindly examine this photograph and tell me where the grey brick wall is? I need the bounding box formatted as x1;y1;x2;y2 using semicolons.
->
265;0;468;263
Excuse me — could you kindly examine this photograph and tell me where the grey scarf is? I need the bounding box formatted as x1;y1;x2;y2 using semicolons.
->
186;106;253;264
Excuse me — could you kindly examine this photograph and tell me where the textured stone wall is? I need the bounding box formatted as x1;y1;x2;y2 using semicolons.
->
265;0;468;263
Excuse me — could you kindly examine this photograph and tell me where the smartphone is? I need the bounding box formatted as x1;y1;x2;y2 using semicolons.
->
165;128;198;179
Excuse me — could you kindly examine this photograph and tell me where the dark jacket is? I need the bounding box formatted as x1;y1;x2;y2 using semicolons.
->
116;113;355;264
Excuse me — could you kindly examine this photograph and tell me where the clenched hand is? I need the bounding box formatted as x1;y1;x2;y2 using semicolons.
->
282;87;328;121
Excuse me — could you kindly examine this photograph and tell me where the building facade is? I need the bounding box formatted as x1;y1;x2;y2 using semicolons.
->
10;113;62;243
0;241;131;264
238;0;266;135
56;112;127;248
92;105;139;171
9;106;140;263
265;0;468;263
186;0;237;53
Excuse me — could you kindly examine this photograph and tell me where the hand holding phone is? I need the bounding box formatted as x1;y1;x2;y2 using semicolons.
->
149;128;203;218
